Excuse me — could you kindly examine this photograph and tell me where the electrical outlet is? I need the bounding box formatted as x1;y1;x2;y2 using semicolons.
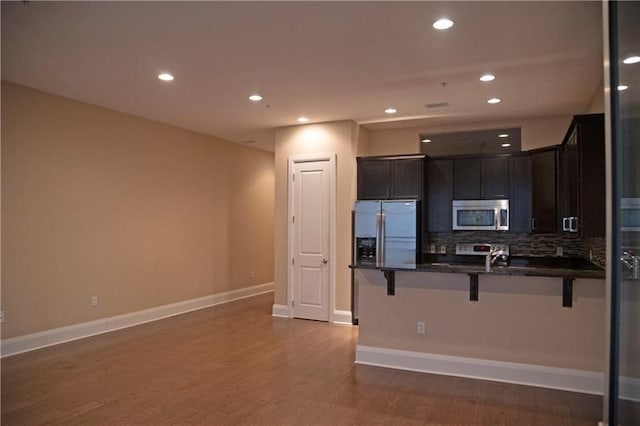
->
0;310;4;323
439;245;446;254
556;246;563;256
430;244;436;253
417;321;425;335
91;296;98;306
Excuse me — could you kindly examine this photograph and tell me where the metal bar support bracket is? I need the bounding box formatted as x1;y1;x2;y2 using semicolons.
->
382;270;395;296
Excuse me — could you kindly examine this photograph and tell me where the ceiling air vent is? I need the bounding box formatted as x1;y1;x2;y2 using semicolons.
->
425;102;449;109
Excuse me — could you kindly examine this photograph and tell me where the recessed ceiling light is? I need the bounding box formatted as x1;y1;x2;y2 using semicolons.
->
297;117;309;123
385;108;397;114
422;138;432;143
249;94;263;101
433;18;454;30
617;85;629;91
158;73;174;81
623;55;640;64
498;133;509;138
487;98;501;104
501;143;511;148
480;74;495;82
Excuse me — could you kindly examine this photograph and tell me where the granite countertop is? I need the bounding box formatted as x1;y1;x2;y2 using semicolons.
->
351;255;605;280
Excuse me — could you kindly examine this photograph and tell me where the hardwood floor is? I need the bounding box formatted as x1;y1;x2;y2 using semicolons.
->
2;293;602;425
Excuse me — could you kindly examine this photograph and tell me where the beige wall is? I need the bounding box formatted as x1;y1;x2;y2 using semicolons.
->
357;269;605;371
1;81;274;338
273;121;362;312
365;115;574;156
585;80;605;114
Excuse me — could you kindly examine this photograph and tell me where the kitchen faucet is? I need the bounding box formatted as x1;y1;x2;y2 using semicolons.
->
620;250;640;279
485;247;506;272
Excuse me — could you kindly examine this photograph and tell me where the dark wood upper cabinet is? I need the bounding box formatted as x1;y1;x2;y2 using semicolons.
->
357;159;390;199
621;118;640;198
509;154;532;233
453;158;481;199
453;156;509;200
356;155;425;200
426;159;453;232
482;156;510;199
390;158;424;199
566;114;605;237
531;147;559;234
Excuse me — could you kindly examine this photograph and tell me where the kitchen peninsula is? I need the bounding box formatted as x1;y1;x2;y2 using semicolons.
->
351;114;608;395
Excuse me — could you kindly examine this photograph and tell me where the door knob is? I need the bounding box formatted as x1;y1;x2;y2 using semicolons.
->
322;258;328;264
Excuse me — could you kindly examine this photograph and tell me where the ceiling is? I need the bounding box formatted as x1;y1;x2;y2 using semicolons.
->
1;1;603;152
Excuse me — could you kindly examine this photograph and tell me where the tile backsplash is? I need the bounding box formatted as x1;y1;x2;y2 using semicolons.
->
584;237;606;267
426;231;606;266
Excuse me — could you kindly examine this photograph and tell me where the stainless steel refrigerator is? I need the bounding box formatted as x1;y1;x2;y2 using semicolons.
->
354;200;420;268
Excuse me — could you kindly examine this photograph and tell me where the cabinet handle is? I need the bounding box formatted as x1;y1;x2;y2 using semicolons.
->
531;218;536;230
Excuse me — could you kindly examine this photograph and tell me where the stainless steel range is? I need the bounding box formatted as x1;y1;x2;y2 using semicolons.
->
456;243;509;271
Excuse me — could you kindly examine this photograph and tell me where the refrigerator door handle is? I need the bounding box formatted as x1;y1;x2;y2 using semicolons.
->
379;213;386;266
379;213;387;267
376;213;382;267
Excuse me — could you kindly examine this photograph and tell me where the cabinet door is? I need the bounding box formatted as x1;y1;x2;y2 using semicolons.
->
426;159;453;232
453;158;481;199
482;157;510;199
558;130;579;231
357;160;389;199
390;158;423;199
509;155;532;233
578;118;605;237
621;118;640;198
531;149;558;233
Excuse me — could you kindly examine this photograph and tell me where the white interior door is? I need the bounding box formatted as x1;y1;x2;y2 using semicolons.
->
291;159;331;321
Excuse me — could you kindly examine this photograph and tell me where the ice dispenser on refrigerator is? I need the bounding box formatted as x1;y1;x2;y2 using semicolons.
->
354;200;420;268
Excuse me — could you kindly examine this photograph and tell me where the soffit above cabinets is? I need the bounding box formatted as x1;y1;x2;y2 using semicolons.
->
420;128;522;156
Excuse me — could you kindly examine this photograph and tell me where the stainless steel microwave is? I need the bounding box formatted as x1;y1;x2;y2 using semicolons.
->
452;199;509;231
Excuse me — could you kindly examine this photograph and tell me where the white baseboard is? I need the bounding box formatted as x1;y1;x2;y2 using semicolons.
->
271;304;291;318
271;305;353;326
332;310;353;325
1;282;274;358
356;345;607;396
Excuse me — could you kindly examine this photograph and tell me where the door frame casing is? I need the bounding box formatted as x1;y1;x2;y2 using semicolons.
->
287;153;337;322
